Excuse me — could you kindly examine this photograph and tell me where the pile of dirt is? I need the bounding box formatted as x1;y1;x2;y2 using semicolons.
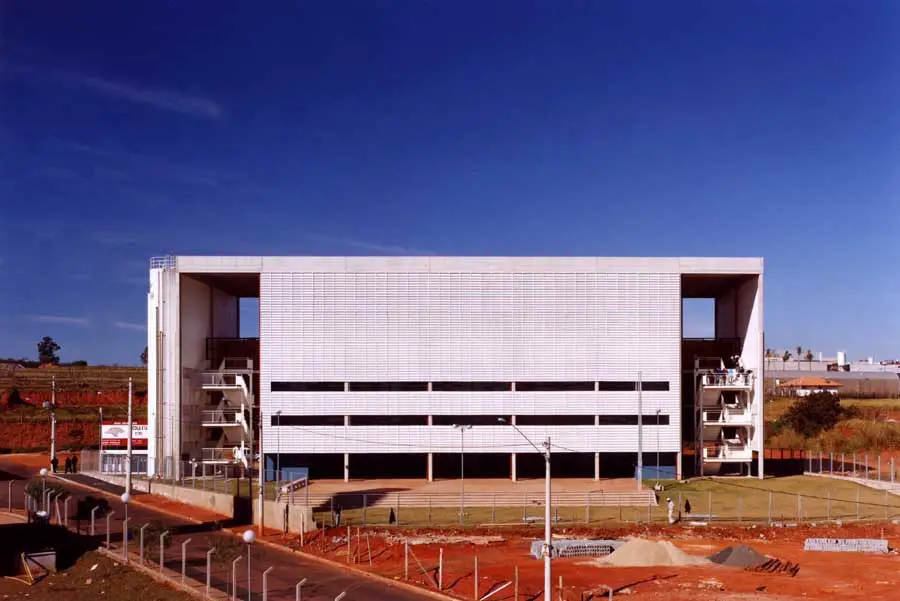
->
708;545;769;568
595;539;710;567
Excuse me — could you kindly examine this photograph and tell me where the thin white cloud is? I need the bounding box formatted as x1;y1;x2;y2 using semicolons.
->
27;314;90;327
19;67;224;120
114;321;146;331
308;233;434;255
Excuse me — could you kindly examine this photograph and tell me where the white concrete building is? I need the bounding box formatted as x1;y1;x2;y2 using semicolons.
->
147;256;765;481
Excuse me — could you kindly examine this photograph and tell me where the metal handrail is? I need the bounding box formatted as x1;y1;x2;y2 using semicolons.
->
201;409;242;425
700;372;753;387
200;372;245;388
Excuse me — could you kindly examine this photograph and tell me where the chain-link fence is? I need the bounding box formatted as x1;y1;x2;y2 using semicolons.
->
804;450;899;484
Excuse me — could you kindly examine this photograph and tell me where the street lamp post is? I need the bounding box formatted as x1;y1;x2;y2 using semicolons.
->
498;418;551;601
126;377;134;495
39;468;48;512
242;529;256;601
451;424;472;525
655;408;661;487
43;378;57;470
275;410;282;484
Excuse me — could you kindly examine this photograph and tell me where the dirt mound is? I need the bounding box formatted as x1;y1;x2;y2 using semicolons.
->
709;545;769;568
595;539;710;567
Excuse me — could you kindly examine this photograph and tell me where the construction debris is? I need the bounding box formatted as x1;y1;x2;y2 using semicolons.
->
708;545;768;568
530;539;622;559
592;539;709;567
803;538;889;553
752;558;801;577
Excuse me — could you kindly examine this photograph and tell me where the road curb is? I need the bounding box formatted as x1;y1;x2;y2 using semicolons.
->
54;474;456;601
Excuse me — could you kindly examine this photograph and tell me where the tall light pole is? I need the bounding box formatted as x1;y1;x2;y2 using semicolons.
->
121;493;131;560
39;468;48;512
43;376;57;469
451;424;472;525
126;377;134;495
242;529;256;601
637;370;643;490
275;410;282;483
98;407;104;473
655;408;661;487
498;418;551;600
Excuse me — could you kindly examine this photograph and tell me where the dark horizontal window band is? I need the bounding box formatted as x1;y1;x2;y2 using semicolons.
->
432;415;511;426
270;381;670;393
350;415;429;426
272;415;344;426
515;381;594;392
271;414;670;427
349;382;428;392
271;382;344;392
515;415;594;426
432;382;512;392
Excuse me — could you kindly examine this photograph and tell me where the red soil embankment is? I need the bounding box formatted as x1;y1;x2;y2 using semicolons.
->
1;389;146;408
0;421;99;451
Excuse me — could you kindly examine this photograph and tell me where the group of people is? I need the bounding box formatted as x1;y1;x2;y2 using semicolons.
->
665;496;692;524
49;454;79;474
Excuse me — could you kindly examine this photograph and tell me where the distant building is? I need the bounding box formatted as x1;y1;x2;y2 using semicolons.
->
777;376;842;397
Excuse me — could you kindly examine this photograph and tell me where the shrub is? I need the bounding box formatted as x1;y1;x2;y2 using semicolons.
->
782;392;843;437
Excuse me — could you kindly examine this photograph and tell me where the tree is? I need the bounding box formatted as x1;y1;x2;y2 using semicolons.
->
795;345;803;359
140;346;148;366
782;350;792;362
37;336;61;365
782;391;843;438
804;349;814;362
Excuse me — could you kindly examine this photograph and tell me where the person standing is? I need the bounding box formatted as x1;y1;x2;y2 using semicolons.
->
666;497;676;524
50;455;58;474
64;456;72;474
71;454;78;473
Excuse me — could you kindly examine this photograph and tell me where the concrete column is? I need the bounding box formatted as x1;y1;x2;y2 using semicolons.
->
594;453;600;481
676;452;682;480
511;453;517;482
427;454;433;482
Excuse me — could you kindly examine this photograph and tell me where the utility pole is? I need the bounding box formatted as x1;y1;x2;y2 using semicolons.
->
126;377;134;495
452;424;472;525
637;371;643;490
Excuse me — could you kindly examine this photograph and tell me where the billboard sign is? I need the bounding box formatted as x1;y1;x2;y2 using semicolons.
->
101;422;148;450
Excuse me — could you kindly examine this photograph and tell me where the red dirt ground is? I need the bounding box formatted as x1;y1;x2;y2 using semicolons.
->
265;522;900;600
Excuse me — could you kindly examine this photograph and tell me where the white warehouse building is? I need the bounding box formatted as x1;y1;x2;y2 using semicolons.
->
147;256;764;482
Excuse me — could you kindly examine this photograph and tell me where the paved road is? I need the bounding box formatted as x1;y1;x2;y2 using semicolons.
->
0;461;430;601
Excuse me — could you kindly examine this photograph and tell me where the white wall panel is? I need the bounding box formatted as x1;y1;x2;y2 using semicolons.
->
260;270;682;455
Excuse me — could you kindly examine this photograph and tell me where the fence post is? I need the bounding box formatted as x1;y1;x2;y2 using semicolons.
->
232;556;242;601
492;493;496;524
767;492;772;525
856;488;860;520
404;542;408;580
160;531;169;573
64;497;70;527
206;547;215;596
7;481;11;513
878;456;882;481
585;493;590;524
295;578;307;601
707;492;712;525
852;453;857;477
428;495;432;526
263;566;274;601
106;510;114;549
827;490;831;521
865;454;869;479
181;538;192;585
797;494;802;523
558;575;563;601
396;493;400;526
885;489;889;520
91;506;99;536
123;518;130;562
474;556;478;601
438;548;443;590
330;497;334;527
738;496;742;523
830;452;834;475
514;565;518;601
362;494;367;526
346;525;351;563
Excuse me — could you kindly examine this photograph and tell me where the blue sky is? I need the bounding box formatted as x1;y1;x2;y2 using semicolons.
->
1;1;898;365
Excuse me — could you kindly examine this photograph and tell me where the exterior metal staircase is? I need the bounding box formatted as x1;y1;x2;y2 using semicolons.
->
200;358;254;469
